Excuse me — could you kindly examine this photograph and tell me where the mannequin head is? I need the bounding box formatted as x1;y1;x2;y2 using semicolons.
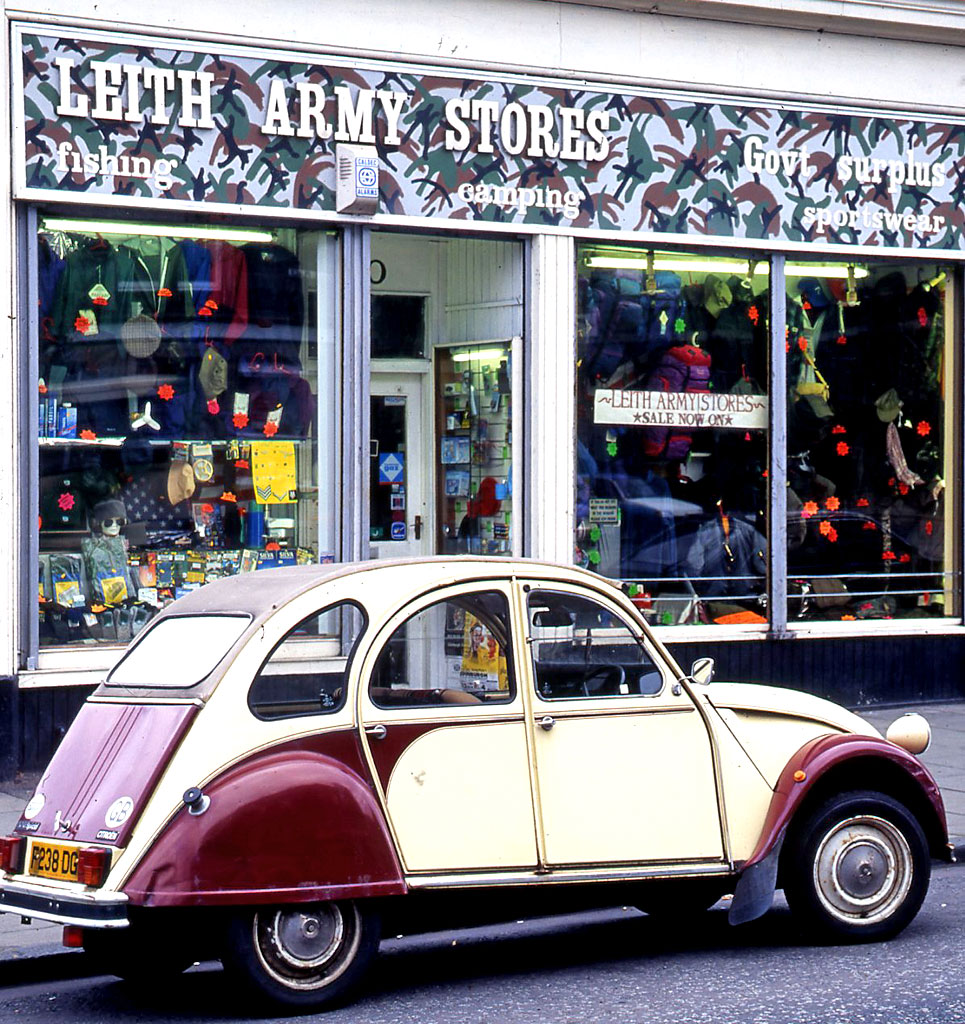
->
91;498;127;537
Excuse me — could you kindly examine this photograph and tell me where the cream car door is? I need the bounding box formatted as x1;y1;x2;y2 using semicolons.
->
358;585;538;875
522;583;725;868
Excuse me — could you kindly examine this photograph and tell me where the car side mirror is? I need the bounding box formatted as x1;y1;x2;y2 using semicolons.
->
690;657;715;686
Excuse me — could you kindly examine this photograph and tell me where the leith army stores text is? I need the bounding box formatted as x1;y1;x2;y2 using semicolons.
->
0;560;951;1011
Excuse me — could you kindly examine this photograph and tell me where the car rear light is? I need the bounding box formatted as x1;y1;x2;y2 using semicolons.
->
62;925;84;948
77;847;112;887
0;836;25;874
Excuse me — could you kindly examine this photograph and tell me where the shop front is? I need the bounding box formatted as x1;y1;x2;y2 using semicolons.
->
5;8;965;771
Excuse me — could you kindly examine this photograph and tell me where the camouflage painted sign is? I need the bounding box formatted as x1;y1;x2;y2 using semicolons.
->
14;25;965;251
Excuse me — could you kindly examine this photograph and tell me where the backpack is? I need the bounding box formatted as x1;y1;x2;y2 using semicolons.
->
640;344;712;460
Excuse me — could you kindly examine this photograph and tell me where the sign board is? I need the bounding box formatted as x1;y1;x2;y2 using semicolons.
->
13;24;965;251
378;452;405;484
594;388;768;430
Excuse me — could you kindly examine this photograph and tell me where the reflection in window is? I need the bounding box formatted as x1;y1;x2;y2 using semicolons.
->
786;264;955;622
575;247;769;626
369;591;514;707
36;219;338;647
527;591;662;699
249;603;365;720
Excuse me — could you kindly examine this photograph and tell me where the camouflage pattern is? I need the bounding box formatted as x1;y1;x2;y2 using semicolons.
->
16;27;965;251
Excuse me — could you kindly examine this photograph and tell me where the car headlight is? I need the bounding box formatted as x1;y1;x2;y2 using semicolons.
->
885;713;931;755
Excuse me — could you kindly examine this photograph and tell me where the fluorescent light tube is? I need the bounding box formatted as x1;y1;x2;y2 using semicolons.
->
41;218;274;243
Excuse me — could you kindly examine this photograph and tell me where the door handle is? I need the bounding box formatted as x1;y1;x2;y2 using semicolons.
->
365;724;387;740
539;716;555;731
413;515;422;540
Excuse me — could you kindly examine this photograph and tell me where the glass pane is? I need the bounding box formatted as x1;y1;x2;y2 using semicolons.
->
786;262;956;622
436;344;513;555
528;591;663;699
371;295;426;358
575;246;769;626
369;591;514;707
36;217;338;648
369;395;408;544
105;614;249;688
249;602;365;719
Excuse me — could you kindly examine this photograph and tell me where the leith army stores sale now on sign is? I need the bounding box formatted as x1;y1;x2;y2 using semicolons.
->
15;27;965;247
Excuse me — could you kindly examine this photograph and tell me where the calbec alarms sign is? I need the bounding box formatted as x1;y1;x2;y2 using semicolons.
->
15;24;965;250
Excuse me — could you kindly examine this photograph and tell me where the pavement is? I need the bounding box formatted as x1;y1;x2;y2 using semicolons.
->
0;700;962;978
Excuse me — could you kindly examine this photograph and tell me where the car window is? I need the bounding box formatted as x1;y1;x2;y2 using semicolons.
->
527;590;663;699
248;602;366;720
369;590;514;708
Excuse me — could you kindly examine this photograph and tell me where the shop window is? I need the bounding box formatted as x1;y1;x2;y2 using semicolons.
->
575;246;769;626
528;590;663;699
371;294;426;359
785;262;956;623
369;590;514;707
36;217;339;648
249;602;365;719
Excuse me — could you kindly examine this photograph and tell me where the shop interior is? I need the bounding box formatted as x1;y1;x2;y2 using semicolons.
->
576;246;956;627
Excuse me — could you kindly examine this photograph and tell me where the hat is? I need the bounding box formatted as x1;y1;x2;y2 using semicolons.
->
468;476;501;518
166;461;196;505
797;278;832;312
703;274;733;318
198;348;228;401
120;315;161;359
91;499;127;527
875;388;903;423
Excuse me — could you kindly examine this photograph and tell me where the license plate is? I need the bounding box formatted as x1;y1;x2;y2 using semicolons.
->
28;840;80;882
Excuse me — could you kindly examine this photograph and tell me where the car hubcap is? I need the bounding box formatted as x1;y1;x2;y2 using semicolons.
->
253;903;360;990
813;814;913;925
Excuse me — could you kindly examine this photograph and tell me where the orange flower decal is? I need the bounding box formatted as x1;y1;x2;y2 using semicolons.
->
836;334;847;346
220;491;237;503
263;420;279;437
840;614;856;620
802;501;819;518
797;336;808;351
201;503;214;515
80;429;97;441
916;421;931;437
825;496;840;511
265;541;281;552
232;413;249;430
836;441;850;456
818;520;833;537
157;287;173;298
157;383;175;401
832;424;846;434
74;315;91;333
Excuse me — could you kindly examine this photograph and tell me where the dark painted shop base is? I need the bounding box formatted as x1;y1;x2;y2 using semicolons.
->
4;634;965;778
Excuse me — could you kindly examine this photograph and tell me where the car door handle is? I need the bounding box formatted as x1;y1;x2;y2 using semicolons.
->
539;716;555;731
365;724;387;740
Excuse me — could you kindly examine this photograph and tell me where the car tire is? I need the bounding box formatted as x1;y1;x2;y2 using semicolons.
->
783;789;930;943
221;900;380;1011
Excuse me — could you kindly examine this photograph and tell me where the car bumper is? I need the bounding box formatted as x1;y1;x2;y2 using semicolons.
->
0;880;129;928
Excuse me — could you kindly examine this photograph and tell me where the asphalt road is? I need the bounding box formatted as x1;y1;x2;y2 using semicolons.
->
1;864;962;1023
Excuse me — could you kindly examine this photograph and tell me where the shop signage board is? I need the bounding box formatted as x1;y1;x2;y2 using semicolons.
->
14;24;965;251
593;388;768;430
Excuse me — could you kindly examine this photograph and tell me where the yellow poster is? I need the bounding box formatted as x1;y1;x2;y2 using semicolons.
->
251;441;298;504
461;614;509;691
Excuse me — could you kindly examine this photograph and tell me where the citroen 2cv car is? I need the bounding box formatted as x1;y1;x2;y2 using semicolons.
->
0;559;951;1011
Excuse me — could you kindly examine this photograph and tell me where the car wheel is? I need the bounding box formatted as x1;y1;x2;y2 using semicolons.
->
783;789;929;942
221;900;380;1011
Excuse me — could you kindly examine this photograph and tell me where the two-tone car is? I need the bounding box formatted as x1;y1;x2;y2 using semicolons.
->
0;558;950;1011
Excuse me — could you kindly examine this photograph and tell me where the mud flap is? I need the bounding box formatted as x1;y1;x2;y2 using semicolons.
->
728;831;784;926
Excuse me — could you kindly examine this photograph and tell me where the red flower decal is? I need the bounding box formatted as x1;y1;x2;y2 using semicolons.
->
747;305;760;325
74;315;91;333
827;527;838;542
888;477;896;488
265;541;281;552
882;550;896;561
198;306;213;317
863;521;877;531
836;333;847;346
898;482;910;496
207;399;220;415
785;341;790;353
916;421;931;437
798;336;808;351
263;420;279;437
157;383;175;401
832;424;846;434
856;497;870;507
157;287;173;298
802;299;812;311
204;299;219;311
80;429;97;441
819;520;832;537
836;441;850;456
232;413;249;430
825;496;840;511
57;492;74;512
201;503;214;515
917;307;928;327
925;520;934;536
235;459;250;469
899;553;911;563
91;296;108;307
802;501;819;518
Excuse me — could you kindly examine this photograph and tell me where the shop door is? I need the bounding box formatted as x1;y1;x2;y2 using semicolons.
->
370;374;429;557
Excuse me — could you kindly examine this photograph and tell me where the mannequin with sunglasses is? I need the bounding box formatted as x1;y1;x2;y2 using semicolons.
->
82;498;137;607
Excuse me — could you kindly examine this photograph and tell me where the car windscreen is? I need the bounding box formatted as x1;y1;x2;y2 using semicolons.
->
103;614;251;691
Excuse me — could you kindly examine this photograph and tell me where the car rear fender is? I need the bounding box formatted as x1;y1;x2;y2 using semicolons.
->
122;735;406;908
728;732;949;926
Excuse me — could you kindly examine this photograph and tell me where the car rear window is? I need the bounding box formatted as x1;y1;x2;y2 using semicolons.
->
104;614;251;690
